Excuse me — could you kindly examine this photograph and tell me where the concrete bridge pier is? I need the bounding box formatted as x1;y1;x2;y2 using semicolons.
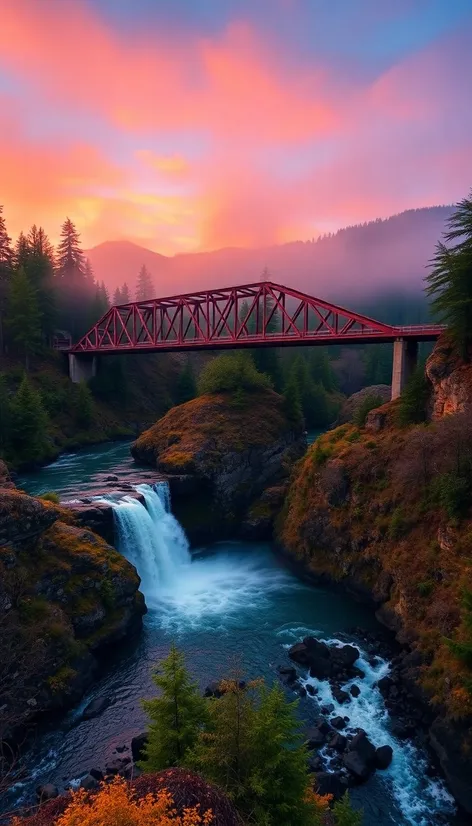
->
69;353;97;384
391;338;418;400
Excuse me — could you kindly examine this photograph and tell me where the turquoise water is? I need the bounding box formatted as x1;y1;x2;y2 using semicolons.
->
14;445;460;826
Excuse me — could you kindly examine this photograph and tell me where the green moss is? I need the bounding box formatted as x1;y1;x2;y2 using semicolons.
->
47;665;78;694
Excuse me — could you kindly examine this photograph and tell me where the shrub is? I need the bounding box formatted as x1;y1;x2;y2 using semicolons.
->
39;491;60;503
332;793;363;826
353;394;383;427
140;645;208;771
43;777;213;826
397;367;430;426
417;581;435;598
431;472;471;520
388;508;409;540
198;352;272;396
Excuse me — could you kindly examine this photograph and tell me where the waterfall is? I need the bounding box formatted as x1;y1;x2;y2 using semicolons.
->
108;482;191;605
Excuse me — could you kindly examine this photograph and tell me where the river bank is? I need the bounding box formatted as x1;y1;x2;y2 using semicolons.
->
5;445;462;825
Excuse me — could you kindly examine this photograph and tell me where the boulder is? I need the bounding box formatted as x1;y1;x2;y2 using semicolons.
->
343;731;377;782
105;756;131;776
307;755;324;773
314;717;331;735
330;716;347;730
350;684;361;698
82;695;110;720
331;645;360;668
277;665;297;685
131;732;149;763
204;681;223;698
320;703;335;715
36;784;59;802
377;675;393;696
306;727;326;748
329;733;347;752
313;771;346;800
375;745;393;770
81;774;100;791
288;642;312;667
332;687;351;705
306;683;317;696
89;768;104;781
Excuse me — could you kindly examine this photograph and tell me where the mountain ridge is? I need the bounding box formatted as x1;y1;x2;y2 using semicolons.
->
85;205;453;301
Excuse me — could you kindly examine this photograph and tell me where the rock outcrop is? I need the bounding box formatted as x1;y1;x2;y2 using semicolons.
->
0;486;146;740
131;390;306;543
426;336;472;419
336;385;390;425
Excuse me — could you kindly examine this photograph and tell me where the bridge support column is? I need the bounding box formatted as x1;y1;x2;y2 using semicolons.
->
391;338;418;400
68;354;97;384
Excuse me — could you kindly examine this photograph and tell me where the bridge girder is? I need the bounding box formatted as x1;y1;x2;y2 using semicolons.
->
70;281;444;356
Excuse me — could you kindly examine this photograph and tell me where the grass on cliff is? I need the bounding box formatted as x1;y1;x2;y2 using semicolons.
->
278;406;472;718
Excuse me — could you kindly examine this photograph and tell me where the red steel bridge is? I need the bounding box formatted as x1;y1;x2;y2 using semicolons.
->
68;281;444;399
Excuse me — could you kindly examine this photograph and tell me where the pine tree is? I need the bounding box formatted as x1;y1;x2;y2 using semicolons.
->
135;264;154;301
56;218;91;339
25;225;57;342
0;206;12;275
188;679;322;826
283;373;304;429
426;190;472;357
10;375;49;461
13;231;29;271
0;206;13;354
7;268;42;370
140;645;208;771
56;218;85;279
112;287;122;306
187;677;257;801
75;381;94;428
0;374;11;453
247;682;318;825
120;282;131;303
175;361;196;404
333;793;363;826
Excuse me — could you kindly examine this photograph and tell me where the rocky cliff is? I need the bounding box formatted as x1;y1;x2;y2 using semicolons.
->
0;477;146;741
131;390;306;543
277;339;472;813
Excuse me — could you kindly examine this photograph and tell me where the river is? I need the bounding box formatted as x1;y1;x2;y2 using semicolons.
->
15;442;459;826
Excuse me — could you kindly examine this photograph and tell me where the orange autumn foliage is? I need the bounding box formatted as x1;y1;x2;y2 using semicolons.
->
16;778;213;826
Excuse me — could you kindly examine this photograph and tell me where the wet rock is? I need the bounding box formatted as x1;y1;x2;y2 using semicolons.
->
204;681;223;698
332;687;351;704
277;665;297;685
314;717;331;735
131;732;148;762
36;784;59;802
306;683;317;696
298;685;307;698
307;755;324;773
330;716;347;730
320;703;335;715
313;771;346;800
90;768;104;781
350;684;361;698
306;727;326;748
81;774;100;791
375;745;393;770
329;733;347;752
331;645;360;668
105;756;131;776
343;731;376;782
82;695;110;720
377;675;393;696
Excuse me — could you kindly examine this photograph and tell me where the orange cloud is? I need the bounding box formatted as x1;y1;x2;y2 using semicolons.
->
0;1;338;141
136;151;190;177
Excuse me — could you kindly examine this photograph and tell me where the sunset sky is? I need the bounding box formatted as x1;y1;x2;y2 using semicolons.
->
1;0;471;255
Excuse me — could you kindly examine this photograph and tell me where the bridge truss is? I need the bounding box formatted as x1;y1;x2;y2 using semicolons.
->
71;281;443;355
